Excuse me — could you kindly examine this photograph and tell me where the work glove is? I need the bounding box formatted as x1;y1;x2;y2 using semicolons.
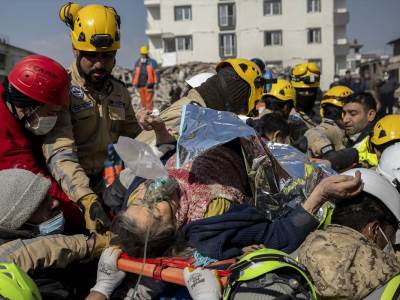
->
80;194;111;233
91;231;113;258
91;247;126;299
183;267;221;300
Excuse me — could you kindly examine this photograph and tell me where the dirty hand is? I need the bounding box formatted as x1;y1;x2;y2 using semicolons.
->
80;194;111;233
183;267;221;300
90;247;126;299
136;110;166;131
304;171;363;214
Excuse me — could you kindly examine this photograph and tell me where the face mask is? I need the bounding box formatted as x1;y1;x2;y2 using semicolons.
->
378;225;395;254
24;109;58;135
36;212;65;236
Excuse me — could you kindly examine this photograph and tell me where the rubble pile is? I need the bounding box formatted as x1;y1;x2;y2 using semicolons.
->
113;62;216;111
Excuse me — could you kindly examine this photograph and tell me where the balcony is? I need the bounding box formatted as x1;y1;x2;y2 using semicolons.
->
145;20;161;36
334;8;349;25
335;38;349;56
144;0;160;7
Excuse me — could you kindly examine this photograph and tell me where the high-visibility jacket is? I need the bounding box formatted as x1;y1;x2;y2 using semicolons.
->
132;58;159;87
353;135;378;167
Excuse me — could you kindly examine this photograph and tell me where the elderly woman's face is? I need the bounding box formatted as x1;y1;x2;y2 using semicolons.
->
126;200;175;231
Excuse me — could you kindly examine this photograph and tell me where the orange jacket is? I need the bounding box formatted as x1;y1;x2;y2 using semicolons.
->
132;59;158;86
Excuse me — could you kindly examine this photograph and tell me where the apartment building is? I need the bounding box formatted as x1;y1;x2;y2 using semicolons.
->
0;38;34;81
144;0;349;89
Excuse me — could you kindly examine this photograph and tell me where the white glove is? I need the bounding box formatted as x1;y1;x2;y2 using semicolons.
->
91;247;126;299
183;267;221;300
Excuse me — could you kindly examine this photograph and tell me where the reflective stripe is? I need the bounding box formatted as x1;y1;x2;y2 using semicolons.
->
363;274;400;300
381;274;400;300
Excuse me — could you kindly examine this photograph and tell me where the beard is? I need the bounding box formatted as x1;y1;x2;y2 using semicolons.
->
84;68;111;86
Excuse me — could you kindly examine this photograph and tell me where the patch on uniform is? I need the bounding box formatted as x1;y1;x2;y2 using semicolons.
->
70;86;84;99
320;144;334;155
109;100;125;108
71;101;94;113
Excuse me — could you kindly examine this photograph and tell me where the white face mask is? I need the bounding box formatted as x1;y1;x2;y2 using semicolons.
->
378;225;395;254
24;109;58;135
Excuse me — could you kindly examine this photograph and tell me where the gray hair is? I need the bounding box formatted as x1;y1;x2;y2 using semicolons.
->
111;210;177;258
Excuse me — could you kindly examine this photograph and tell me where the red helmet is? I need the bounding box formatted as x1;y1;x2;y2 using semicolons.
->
8;55;69;106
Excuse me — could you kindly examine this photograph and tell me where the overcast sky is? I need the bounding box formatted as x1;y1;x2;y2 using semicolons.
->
0;0;399;68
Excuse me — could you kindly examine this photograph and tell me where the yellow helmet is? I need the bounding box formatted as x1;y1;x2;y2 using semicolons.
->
216;58;265;115
291;62;321;88
59;3;121;52
320;85;353;118
264;79;296;106
140;46;149;55
370;115;400;146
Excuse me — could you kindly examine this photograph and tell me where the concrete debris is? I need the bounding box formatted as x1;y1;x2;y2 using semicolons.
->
112;62;216;111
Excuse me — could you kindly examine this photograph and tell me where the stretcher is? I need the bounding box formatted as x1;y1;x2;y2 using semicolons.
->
117;253;235;287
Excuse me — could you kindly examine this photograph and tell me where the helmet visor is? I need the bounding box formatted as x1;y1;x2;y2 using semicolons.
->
292;63;321;77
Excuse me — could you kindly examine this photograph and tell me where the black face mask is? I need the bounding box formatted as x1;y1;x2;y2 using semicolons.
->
217;67;250;115
296;89;317;114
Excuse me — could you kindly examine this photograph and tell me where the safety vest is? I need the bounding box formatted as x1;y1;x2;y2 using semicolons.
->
132;60;157;86
363;274;400;300
353;135;378;167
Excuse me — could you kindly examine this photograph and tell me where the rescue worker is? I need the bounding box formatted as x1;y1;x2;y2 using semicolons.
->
370;114;400;159
299;168;400;299
289;62;321;151
223;248;318;299
135;58;266;145
0;54;83;228
290;62;321;127
0;169;108;298
260;78;296;119
251;112;290;144
132;45;160;112
342;92;378;167
305;85;352;156
44;3;142;233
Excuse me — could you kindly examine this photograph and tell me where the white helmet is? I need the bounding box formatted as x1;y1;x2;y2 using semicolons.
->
341;168;400;223
377;142;400;191
185;72;214;88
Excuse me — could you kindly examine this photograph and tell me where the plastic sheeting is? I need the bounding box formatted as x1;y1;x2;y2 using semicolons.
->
114;136;167;180
176;105;336;220
176;104;256;168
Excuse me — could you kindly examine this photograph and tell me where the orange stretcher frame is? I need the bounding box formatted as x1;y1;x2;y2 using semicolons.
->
117;253;235;287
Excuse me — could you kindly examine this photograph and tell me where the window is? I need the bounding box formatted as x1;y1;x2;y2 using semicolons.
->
219;33;236;58
307;0;321;13
264;30;282;46
176;36;192;51
163;38;176;53
218;3;236;29
174;6;191;21
0;53;6;70
308;28;321;44
263;0;282;16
